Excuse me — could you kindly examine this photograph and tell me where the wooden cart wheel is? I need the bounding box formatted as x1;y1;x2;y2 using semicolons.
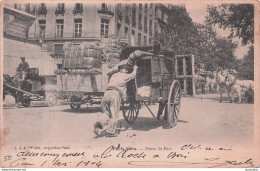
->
22;97;31;107
167;80;181;128
122;102;140;124
70;96;81;110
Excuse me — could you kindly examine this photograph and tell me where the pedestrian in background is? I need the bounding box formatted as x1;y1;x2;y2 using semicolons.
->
16;57;29;80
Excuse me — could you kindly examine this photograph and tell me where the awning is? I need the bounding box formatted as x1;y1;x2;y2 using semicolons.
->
3;38;57;76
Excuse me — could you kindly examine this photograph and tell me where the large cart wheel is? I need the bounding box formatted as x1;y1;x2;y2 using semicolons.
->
70;96;81;110
22;97;31;107
122;101;140;124
167;80;181;128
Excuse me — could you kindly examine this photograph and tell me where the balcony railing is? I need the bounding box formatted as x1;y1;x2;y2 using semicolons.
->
30;32;103;40
73;4;83;15
55;8;65;15
97;9;114;16
73;9;83;15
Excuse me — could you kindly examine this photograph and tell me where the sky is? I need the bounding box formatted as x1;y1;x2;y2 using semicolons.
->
185;3;249;59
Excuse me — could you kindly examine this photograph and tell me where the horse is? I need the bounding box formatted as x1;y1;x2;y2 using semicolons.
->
216;71;241;103
226;71;254;103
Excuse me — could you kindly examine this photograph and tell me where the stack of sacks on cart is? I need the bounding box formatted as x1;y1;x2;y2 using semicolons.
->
54;38;121;92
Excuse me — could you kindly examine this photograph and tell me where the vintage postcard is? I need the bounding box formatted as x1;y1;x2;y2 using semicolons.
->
0;0;259;168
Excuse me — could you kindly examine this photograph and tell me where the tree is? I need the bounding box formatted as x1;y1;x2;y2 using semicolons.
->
155;6;199;55
237;46;254;80
155;5;238;72
206;4;254;45
195;24;238;71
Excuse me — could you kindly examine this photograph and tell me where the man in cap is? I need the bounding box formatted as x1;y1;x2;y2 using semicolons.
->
17;57;29;72
94;63;138;137
16;57;29;80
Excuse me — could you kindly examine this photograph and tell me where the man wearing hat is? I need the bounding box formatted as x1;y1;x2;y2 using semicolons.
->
94;63;138;137
16;57;29;80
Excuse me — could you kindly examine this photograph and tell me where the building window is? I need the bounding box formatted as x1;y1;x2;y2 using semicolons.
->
149;19;153;33
74;19;82;37
38;20;46;38
24;4;31;14
101;3;108;11
150;3;153;16
14;4;22;10
131;30;135;45
144;16;147;33
38;3;47;15
101;19;109;38
73;3;83;15
125;4;130;25
132;30;135;36
30;5;37;15
98;3;114;16
117;23;121;37
144;3;148;14
125;27;129;39
56;3;65;15
154;23;158;35
138;4;142;30
56;19;64;37
132;4;136;27
138;33;141;46
117;4;123;21
144;36;147;46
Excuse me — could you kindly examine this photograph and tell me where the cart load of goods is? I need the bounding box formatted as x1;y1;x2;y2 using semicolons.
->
3;68;46;101
55;38;122;92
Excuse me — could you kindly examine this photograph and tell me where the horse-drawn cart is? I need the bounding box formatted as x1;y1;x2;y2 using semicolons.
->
3;68;58;107
119;46;182;128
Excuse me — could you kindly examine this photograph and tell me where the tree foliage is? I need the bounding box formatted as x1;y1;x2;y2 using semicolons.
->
237;46;254;80
206;4;254;45
155;6;198;54
155;5;238;71
196;24;238;70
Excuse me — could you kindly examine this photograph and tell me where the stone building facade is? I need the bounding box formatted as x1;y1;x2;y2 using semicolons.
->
8;3;170;59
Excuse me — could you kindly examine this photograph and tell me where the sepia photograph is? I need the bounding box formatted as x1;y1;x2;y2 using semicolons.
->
0;0;259;168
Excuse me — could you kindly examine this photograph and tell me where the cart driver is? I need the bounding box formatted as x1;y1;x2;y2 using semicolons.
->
16;57;29;80
94;64;138;137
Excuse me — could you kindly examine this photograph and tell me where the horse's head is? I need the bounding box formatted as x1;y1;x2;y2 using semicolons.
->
226;73;236;85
